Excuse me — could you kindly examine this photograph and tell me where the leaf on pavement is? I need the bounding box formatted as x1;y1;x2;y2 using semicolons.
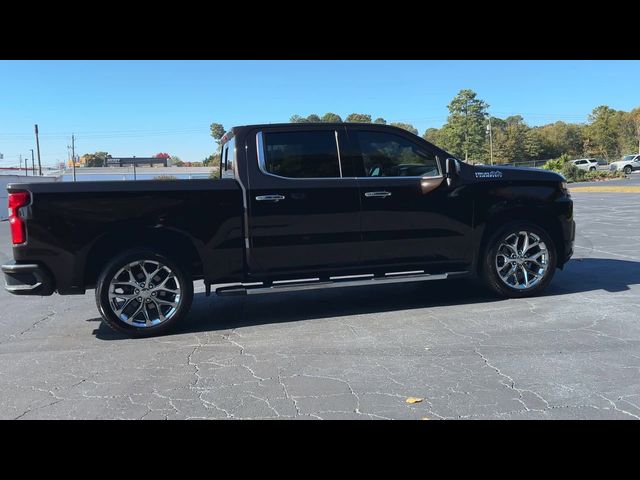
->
406;397;423;404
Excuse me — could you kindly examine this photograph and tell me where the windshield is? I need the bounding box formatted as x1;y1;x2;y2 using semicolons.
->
623;155;635;161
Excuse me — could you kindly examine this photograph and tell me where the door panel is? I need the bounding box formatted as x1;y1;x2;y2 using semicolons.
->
358;176;472;270
348;127;474;272
245;127;361;278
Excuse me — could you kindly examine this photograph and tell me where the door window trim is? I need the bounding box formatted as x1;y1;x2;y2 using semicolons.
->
256;130;347;180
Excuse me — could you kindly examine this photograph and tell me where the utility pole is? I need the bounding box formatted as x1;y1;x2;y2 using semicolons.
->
486;116;494;166
30;149;35;175
71;134;77;182
19;154;24;175
35;124;42;176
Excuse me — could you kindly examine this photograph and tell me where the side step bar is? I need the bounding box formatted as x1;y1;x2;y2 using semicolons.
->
215;271;468;296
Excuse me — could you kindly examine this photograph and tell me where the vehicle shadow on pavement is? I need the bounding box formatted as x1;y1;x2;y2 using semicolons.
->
92;257;640;340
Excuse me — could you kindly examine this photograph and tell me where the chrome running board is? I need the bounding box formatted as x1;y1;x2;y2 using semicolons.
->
215;271;468;296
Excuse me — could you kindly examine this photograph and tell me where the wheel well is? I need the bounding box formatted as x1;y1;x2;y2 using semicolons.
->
477;208;565;274
83;228;203;288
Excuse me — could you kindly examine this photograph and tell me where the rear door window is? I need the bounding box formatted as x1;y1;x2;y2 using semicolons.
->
220;137;236;179
262;131;341;178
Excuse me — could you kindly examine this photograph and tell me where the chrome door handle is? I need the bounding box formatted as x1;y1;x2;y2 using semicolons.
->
364;191;392;198
256;194;285;202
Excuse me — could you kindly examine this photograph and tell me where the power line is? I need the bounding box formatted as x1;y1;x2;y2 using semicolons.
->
0;128;209;138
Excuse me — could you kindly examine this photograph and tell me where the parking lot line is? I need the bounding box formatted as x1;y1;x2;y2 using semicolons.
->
570;186;640;193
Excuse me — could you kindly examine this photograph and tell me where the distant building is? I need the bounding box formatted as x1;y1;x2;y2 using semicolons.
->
105;157;168;167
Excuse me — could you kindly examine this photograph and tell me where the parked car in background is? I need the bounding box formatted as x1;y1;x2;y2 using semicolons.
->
571;158;599;171
609;154;640;174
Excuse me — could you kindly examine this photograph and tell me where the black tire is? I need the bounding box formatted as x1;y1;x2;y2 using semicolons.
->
589;167;596;172
95;249;194;337
481;222;557;298
624;166;632;174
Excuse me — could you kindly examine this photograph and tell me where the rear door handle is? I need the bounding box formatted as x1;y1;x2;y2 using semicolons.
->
256;194;285;202
364;191;392;198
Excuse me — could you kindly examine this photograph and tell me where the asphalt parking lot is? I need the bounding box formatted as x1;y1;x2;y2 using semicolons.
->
1;177;640;419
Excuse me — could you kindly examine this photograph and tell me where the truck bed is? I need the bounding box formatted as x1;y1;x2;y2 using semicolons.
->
7;179;245;294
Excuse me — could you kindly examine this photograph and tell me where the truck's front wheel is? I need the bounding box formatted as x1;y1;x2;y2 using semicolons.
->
481;222;557;298
95;249;194;337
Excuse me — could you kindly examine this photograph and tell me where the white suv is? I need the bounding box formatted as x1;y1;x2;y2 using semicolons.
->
571;158;599;171
609;154;640;174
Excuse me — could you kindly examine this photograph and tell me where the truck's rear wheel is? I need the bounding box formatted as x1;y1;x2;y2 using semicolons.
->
95;249;193;337
481;222;557;298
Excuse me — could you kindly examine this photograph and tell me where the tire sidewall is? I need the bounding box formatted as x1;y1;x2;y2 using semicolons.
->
482;222;557;298
96;249;193;337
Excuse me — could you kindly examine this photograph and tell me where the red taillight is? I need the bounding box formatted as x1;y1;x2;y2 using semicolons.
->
8;191;30;245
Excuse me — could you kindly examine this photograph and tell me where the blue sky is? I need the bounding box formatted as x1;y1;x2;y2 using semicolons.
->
1;60;639;167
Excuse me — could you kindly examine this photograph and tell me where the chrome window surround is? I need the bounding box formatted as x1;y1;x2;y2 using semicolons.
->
255;130;443;180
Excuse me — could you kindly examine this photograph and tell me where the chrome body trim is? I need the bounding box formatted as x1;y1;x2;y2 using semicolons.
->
255;130;444;182
215;271;469;296
335;130;343;177
255;195;285;202
364;191;392;198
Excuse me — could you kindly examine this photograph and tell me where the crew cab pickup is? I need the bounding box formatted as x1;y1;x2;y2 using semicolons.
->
2;123;575;337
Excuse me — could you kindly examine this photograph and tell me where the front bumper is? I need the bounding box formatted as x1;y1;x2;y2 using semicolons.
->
563;219;576;265
2;262;54;296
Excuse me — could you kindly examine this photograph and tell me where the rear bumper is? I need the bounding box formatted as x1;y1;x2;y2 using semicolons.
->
2;262;55;296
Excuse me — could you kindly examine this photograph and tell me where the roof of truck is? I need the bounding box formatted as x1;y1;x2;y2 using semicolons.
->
232;122;387;131
227;122;450;156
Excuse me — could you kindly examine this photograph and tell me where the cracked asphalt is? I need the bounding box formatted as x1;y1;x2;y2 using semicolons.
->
1;177;640;419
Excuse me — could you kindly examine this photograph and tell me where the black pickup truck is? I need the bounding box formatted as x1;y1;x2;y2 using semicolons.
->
3;123;575;337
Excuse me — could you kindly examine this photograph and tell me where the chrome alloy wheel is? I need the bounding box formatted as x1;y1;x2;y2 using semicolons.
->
108;260;182;327
494;231;549;290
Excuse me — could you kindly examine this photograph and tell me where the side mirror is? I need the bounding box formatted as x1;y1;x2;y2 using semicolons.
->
445;158;460;186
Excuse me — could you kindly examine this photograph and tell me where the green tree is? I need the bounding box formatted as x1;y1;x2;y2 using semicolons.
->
491;116;533;164
306;114;321;123
439;89;489;162
345;113;372;123
210;123;225;144
374;117;387;124
289;115;307;123
422;128;441;145
584;105;623;160
202;154;219;166
524;129;543;160
618;109;640;155
389;122;418;135
534;121;584;159
82;151;110;167
169;155;183;167
631;108;640;154
321;112;343;123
